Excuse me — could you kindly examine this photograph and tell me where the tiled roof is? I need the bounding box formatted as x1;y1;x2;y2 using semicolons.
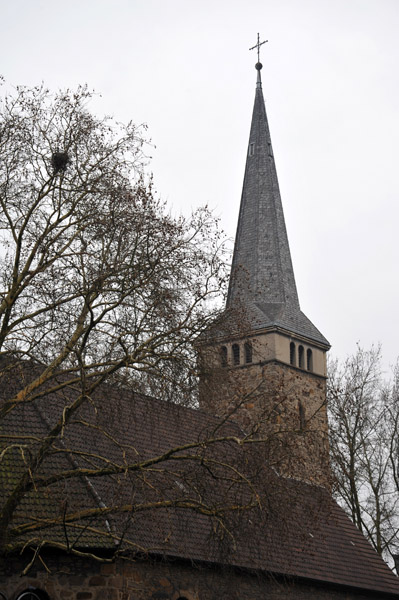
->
209;301;329;347
1;366;398;596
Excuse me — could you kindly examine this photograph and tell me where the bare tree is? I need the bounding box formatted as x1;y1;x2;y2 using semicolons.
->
0;84;260;559
0;84;229;397
328;346;399;563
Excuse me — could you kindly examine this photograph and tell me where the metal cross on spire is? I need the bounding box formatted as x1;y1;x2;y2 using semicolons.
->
249;33;268;63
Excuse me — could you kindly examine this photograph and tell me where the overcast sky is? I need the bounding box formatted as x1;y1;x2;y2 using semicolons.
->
1;0;398;374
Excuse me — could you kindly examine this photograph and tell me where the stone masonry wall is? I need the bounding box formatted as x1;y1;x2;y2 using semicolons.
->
0;553;388;600
199;357;330;487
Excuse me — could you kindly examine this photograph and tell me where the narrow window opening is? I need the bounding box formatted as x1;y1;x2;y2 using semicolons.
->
232;343;240;365
220;346;228;367
244;341;253;364
290;342;296;366
298;400;306;430
298;345;304;369
248;142;255;156
307;348;313;372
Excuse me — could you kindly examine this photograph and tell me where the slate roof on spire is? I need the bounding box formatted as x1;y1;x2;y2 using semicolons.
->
226;65;329;347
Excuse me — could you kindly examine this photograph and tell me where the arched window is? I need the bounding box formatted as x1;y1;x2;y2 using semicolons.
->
17;590;50;600
298;345;304;369
290;342;296;366
232;343;240;365
220;346;228;367
244;341;253;363
307;348;313;372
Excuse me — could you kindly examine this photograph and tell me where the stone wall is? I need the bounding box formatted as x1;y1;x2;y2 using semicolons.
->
0;553;388;600
199;356;330;487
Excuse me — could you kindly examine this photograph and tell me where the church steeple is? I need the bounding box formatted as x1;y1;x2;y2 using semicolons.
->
198;48;331;485
227;60;328;348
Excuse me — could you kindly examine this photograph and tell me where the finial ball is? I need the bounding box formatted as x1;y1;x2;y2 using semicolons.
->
255;62;263;71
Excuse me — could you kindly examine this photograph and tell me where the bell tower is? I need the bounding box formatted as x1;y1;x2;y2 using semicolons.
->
199;42;331;486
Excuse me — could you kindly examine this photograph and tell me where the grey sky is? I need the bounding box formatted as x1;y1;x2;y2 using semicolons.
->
1;0;398;373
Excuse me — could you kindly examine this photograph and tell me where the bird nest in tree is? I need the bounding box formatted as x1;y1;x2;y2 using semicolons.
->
52;152;69;173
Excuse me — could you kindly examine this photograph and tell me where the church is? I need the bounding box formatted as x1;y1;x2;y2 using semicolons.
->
1;48;399;600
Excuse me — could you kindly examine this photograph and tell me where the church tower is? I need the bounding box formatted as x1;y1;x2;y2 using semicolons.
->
199;45;331;486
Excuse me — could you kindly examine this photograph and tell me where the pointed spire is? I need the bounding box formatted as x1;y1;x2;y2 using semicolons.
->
227;58;329;347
